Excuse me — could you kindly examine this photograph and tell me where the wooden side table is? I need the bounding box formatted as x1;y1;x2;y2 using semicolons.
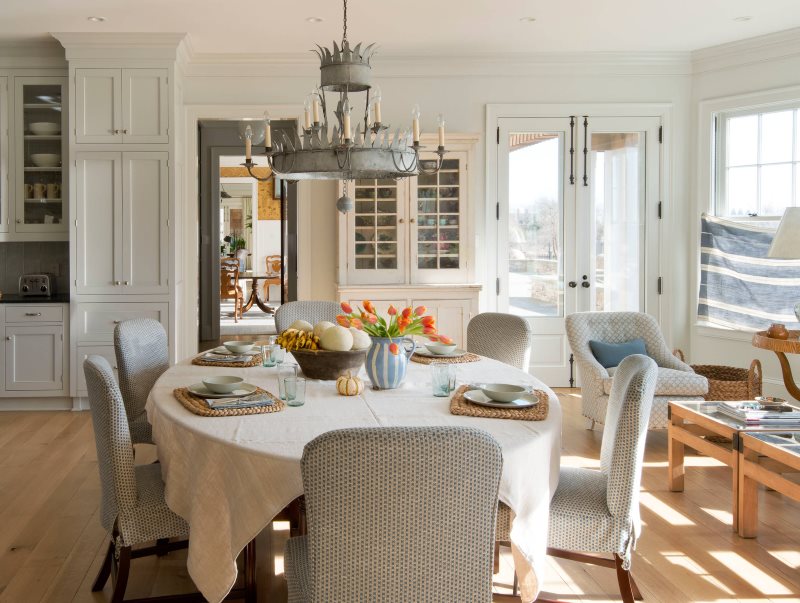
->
752;330;800;400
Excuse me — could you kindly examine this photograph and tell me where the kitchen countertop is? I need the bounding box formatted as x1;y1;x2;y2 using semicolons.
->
0;294;69;304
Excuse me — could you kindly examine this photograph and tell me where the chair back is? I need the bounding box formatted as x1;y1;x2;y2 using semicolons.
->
265;255;282;278
599;354;657;520
220;259;240;297
114;319;168;443
84;355;137;534
302;427;502;603
275;300;340;333
467;312;533;369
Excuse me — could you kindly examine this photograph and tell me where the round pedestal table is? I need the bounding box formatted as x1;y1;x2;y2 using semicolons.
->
146;355;562;603
752;330;800;400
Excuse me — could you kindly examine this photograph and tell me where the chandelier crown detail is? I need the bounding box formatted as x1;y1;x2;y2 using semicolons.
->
316;40;376;92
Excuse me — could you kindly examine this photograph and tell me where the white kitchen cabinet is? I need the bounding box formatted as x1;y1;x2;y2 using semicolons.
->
5;325;64;391
74;302;169;343
0;77;8;234
76;152;168;294
75;68;168;144
75;344;117;396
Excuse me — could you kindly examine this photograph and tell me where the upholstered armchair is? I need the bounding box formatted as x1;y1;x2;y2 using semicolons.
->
566;311;707;429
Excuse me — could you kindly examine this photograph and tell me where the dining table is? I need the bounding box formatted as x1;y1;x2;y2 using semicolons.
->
237;271;279;314
145;352;562;603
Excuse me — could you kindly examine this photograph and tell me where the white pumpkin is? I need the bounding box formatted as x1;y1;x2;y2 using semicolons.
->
350;327;371;350
288;319;313;333
336;372;364;396
313;320;336;339
319;325;354;351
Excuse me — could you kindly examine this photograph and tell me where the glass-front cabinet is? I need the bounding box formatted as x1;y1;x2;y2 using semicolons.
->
14;77;68;233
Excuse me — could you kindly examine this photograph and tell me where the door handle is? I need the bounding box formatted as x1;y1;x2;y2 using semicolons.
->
25;312;42;317
568;281;577;288
581;274;591;288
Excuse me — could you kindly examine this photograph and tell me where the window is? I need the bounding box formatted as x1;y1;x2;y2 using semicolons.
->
715;103;800;218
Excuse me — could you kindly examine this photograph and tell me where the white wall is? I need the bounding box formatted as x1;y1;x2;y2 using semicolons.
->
690;34;800;398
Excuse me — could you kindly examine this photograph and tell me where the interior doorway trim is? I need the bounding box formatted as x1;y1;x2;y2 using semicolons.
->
485;102;674;344
183;104;303;357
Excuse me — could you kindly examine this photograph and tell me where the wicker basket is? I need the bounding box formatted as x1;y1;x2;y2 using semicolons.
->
674;349;762;401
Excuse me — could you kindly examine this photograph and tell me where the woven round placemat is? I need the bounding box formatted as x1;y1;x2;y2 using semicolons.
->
411;352;482;365
449;384;549;421
173;387;283;417
192;352;263;368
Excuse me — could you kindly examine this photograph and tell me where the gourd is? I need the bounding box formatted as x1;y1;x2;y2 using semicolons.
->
350;327;371;350
336;372;364;396
289;319;314;333
313;320;336;339
319;325;354;351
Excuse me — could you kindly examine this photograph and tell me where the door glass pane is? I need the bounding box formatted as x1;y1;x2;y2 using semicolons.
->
591;132;645;312
22;83;63;225
415;156;462;270
507;133;562;317
354;179;398;270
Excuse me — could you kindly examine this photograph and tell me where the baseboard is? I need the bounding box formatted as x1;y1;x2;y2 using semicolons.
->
0;397;74;411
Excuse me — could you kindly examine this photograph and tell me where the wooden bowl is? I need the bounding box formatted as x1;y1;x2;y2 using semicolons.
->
291;348;367;380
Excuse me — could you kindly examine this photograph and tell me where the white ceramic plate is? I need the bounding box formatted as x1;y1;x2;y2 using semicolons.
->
462;388;539;409
413;348;467;359
212;346;259;356
187;382;258;399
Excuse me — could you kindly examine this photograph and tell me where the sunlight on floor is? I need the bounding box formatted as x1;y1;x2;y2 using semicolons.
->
709;551;794;596
664;552;736;595
768;550;800;570
699;506;733;526
640;492;695;526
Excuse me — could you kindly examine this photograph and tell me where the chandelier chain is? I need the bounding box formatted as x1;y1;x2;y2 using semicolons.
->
342;0;348;42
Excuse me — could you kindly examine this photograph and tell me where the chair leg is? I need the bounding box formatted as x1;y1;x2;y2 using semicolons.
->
493;542;501;574
614;554;636;603
111;545;132;603
92;540;114;591
244;539;257;603
156;537;170;557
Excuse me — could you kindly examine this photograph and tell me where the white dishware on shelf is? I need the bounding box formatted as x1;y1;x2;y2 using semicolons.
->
30;153;61;167
29;122;61;135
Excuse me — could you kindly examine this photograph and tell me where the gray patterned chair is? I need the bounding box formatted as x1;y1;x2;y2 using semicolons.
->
275;300;341;333
566;311;707;429
284;427;503;603
114;318;170;446
467;312;534;370
85;355;255;603
546;354;658;603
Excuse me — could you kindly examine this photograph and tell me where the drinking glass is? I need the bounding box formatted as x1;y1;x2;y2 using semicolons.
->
278;364;299;400
285;377;306;407
431;362;456;397
271;344;285;365
261;344;276;367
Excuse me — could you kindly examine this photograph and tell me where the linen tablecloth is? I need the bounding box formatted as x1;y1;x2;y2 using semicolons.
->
146;355;562;602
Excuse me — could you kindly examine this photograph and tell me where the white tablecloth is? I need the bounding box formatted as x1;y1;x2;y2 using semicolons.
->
146;355;562;602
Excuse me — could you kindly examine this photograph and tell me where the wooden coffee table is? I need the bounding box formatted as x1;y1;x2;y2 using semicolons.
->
668;401;797;531
738;432;800;538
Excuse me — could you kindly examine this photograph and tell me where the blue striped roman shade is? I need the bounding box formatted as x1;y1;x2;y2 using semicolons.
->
699;214;800;330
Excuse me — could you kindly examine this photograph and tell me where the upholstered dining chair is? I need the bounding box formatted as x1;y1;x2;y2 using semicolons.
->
544;354;658;603
467;312;534;370
220;258;244;322
262;254;282;300
114;318;169;447
284;426;503;603
275;300;341;333
566;311;707;429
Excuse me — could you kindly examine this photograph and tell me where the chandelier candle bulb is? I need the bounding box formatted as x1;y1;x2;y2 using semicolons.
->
312;96;320;123
264;114;272;148
437;114;446;148
412;104;421;143
343;98;352;141
373;85;382;124
245;125;252;161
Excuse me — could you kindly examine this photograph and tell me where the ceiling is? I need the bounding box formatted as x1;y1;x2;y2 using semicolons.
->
0;0;798;56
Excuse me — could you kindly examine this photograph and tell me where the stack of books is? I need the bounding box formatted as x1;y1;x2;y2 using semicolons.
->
717;401;800;425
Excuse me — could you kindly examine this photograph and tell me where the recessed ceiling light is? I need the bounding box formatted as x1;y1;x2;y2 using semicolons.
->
519;17;537;23
87;16;107;23
733;16;752;22
306;17;324;23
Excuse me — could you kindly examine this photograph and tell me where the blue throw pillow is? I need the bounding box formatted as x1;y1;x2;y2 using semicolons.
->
588;338;647;369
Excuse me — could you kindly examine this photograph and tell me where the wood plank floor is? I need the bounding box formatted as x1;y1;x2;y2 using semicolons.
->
1;390;799;602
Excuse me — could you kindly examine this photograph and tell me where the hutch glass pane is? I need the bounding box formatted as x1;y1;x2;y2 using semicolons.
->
354;178;399;271
416;157;461;270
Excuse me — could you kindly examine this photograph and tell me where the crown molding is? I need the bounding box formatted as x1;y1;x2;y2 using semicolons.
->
692;27;800;74
0;38;66;68
52;32;186;60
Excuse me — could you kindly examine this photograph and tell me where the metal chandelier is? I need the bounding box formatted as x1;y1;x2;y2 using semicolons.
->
239;0;447;190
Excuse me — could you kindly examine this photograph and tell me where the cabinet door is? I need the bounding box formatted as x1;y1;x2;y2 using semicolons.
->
410;150;468;284
14;76;68;233
411;298;471;349
344;178;408;285
0;77;7;233
121;152;169;293
76;345;117;396
122;69;169;144
76;152;123;293
5;325;63;391
76;69;122;144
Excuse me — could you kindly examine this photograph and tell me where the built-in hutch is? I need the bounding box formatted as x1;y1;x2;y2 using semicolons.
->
337;134;480;347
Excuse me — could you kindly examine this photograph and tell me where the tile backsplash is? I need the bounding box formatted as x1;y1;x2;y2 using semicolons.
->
0;242;69;295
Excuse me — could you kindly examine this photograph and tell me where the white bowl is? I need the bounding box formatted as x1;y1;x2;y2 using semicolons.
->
224;340;255;354
30;153;61;168
29;122;61;135
202;375;244;394
425;342;457;355
480;383;528;403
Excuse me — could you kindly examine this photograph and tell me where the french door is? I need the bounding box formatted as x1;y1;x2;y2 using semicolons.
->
497;115;662;386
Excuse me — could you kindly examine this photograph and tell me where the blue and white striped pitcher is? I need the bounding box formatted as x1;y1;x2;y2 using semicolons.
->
365;336;416;390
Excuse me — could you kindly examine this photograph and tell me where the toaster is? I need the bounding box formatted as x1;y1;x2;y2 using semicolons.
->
19;274;54;297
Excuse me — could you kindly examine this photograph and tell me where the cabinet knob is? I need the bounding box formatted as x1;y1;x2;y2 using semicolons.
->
398;218;405;224
115;281;121;286
16;219;21;224
113;320;122;324
122;129;128;134
6;336;11;341
409;218;416;223
24;312;42;317
124;281;130;286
